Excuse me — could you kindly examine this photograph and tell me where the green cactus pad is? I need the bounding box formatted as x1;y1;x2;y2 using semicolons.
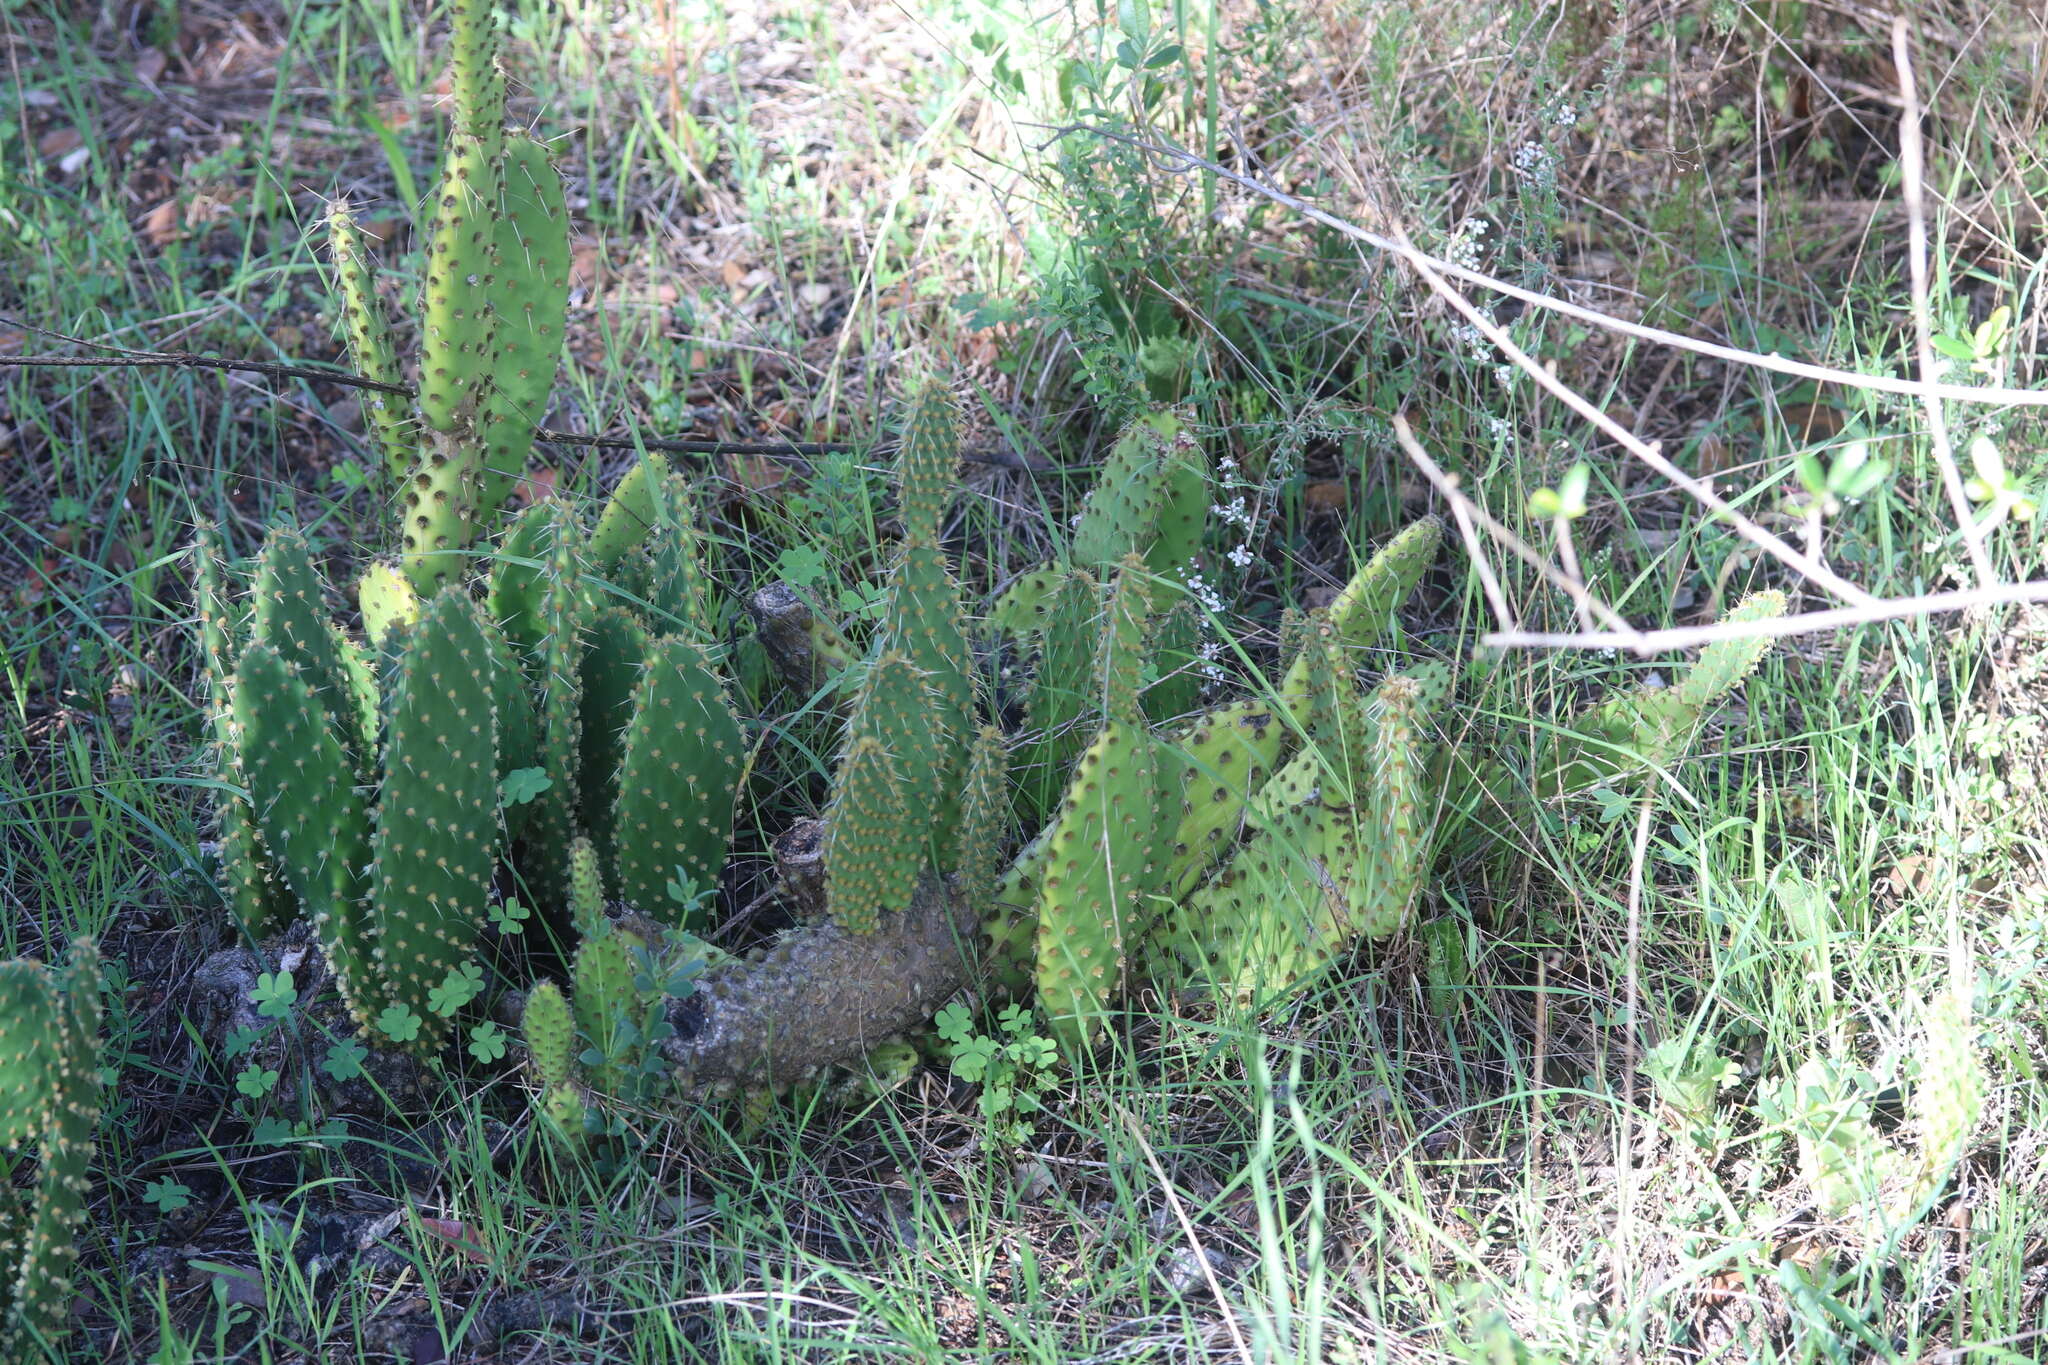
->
643;471;718;639
356;560;419;649
573;928;642;1095
1162;698;1284;897
880;541;973;784
417;132;501;435
587;453;671;569
568;836;606;940
1677;590;1786;708
1145;416;1209;577
446;0;505;163
1019;567;1100;818
612;636;745;926
1278;517;1442;725
0;960;54;1148
576;608;650;881
823;734;914;935
1098;554;1153;724
521;979;575;1091
1032;720;1164;1050
895;381;959;543
250;528;362;759
3;942;101;1361
1143;594;1205;725
327;205;411;484
478;608;535;780
235;641;379;1025
195;525;293;933
1071;410;1175;570
478;136;573;516
955;725;1011;912
365;589;500;1051
488;501;556;658
526;508;588;911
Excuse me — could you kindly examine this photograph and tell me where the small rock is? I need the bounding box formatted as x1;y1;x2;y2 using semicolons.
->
1156;1244;1238;1296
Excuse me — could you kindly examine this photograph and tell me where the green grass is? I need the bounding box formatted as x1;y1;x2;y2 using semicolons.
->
3;0;2046;1360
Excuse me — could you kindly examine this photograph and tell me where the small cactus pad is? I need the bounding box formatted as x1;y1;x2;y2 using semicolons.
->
955;725;1011;911
327;205;411;483
365;589;500;1051
446;0;505;162
250;528;362;759
576;607;650;882
612;636;745;927
1162;698;1284;897
356;560;420;648
568;835;606;940
521;979;575;1091
527;507;588;910
587;453;671;569
2;942;102;1361
1676;590;1786;708
1278;517;1441;724
1071;410;1175;570
572;928;641;1095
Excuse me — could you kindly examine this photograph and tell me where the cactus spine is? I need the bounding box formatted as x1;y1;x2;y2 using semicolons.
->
0;942;103;1362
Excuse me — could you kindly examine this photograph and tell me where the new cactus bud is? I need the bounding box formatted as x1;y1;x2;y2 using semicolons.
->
521;979;575;1092
1914;989;1982;1181
1675;590;1786;709
567;836;606;941
955;725;1011;911
573;928;642;1095
823;735;911;936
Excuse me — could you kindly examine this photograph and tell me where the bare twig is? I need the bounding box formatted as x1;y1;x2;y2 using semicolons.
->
1391;414;1639;639
0;328;1046;469
1893;16;1998;590
1482;577;2048;653
1045;124;2048;408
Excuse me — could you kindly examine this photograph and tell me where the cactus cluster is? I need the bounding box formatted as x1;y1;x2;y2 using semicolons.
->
0;942;103;1362
200;459;743;1053
328;0;571;592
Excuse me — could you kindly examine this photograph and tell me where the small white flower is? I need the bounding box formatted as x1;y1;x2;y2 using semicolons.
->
1227;542;1255;569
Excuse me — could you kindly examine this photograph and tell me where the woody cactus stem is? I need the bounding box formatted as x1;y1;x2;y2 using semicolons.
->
0;941;103;1362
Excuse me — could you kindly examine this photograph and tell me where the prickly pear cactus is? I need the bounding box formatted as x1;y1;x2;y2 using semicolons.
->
0;942;103;1363
323;0;572;591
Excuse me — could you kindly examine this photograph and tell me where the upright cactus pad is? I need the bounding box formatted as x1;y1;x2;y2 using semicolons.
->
1278;517;1441;726
895;381;959;542
576;608;651;880
478;136;572;513
643;471;718;639
521;979;575;1092
0;962;55;1146
1676;590;1787;709
446;0;506;162
588;454;671;569
250;528;362;761
1071;411;1176;570
0;943;101;1363
823;735;913;935
234;642;379;1026
954;725;1011;911
327;205;411;484
1162;699;1284;897
1032;720;1166;1049
526;508;588;909
881;541;974;767
567;836;606;940
418;134;502;435
364;589;501;1050
612;636;746;925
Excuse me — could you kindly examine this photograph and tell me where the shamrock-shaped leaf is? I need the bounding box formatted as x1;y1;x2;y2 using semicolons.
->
142;1178;192;1212
499;767;552;808
321;1039;368;1082
224;1025;265;1059
376;1005;422;1044
934;1001;973;1045
468;1022;508;1064
488;898;530;935
250;970;296;1021
428;963;485;1018
235;1064;279;1099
